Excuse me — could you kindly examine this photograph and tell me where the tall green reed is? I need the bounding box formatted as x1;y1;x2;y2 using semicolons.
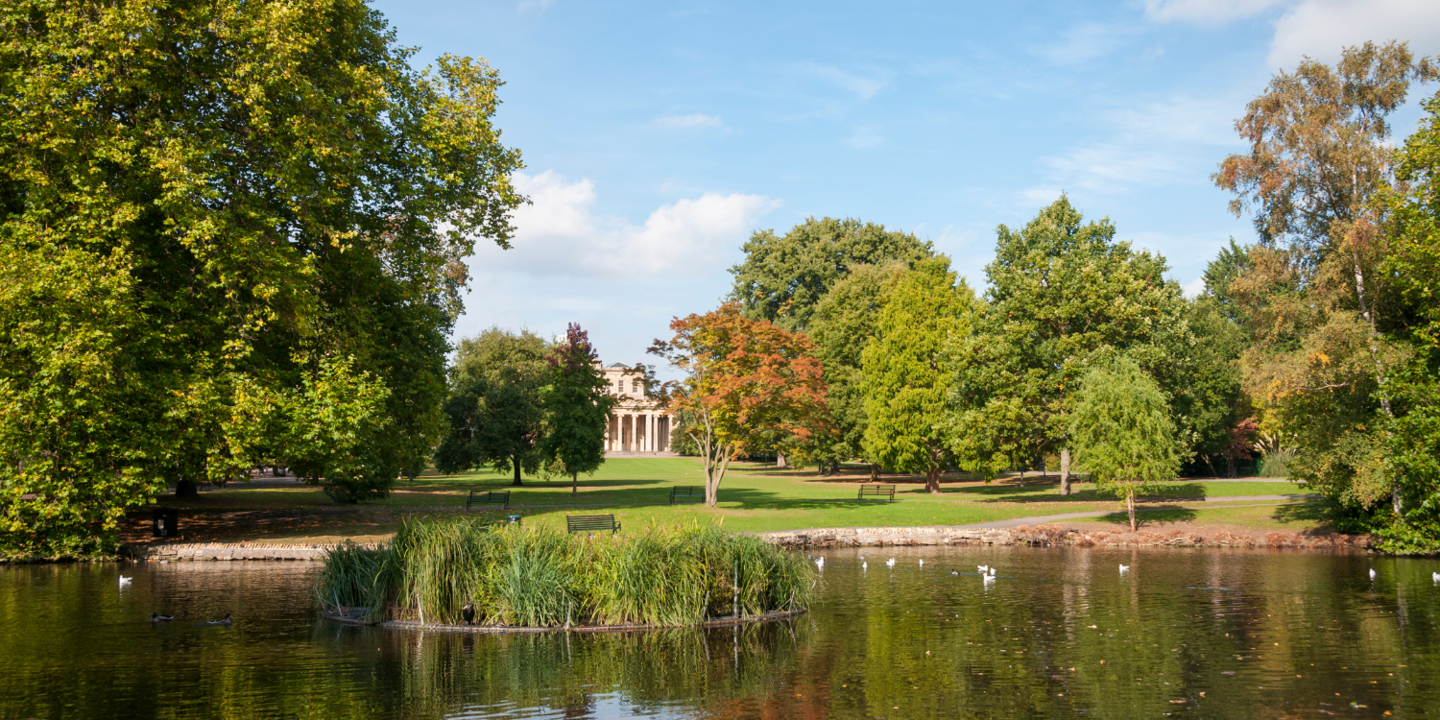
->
317;518;814;628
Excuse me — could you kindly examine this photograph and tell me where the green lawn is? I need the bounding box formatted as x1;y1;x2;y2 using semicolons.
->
145;458;1322;542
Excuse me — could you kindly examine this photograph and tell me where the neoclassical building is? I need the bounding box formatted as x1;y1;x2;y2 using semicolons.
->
602;362;674;455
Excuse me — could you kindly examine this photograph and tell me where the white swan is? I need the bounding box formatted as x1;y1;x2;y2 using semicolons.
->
886;558;896;568
1119;564;1130;573
119;575;132;587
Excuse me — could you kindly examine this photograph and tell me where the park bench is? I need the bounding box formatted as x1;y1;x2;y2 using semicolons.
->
857;484;896;502
669;486;706;504
567;514;621;535
466;490;510;511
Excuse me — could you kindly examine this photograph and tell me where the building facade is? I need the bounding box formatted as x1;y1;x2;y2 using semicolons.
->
602;363;673;455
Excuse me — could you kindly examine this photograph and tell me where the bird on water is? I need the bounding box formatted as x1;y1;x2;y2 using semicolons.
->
886;558;896;569
119;575;132;587
1119;564;1130;574
151;613;173;623
462;602;476;626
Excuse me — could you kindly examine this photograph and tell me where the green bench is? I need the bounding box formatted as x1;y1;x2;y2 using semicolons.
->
466;490;510;511
669;486;706;504
857;484;896;502
567;514;621;535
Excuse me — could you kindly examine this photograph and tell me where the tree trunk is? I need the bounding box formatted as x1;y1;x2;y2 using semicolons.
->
870;464;880;482
1059;448;1071;496
175;480;198;498
776;452;787;469
511;457;523;486
1126;488;1137;532
572;471;577;494
926;466;941;494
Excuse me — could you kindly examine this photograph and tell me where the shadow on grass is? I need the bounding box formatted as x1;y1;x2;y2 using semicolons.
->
1094;506;1200;529
1271;500;1329;526
953;482;1210;505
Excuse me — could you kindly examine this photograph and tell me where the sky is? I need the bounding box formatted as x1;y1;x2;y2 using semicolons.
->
370;0;1440;369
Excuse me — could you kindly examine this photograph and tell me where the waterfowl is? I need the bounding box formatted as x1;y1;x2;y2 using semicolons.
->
151;612;173;623
983;574;996;585
862;560;868;571
1119;564;1130;573
949;570;959;576
1369;568;1377;580
918;559;924;568
1433;572;1440;582
118;575;132;587
815;556;824;570
462;602;475;626
988;567;996;576
885;558;896;569
207;613;232;626
977;565;989;574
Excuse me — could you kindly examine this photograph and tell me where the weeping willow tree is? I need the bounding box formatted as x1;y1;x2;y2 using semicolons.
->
1068;357;1183;531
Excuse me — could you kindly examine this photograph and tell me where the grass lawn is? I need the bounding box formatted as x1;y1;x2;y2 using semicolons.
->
130;458;1323;543
1081;501;1330;532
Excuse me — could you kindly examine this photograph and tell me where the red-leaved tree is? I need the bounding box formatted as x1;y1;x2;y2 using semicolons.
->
649;302;830;506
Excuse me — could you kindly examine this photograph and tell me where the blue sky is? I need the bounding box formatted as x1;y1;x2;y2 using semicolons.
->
371;0;1440;368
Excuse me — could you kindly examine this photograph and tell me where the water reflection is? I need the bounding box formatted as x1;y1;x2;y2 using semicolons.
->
2;546;1439;719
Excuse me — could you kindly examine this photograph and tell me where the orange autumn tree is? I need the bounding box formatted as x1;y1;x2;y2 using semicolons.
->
649;302;830;506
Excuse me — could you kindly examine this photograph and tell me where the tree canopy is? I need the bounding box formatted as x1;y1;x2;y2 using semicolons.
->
0;0;524;556
434;328;551;486
729;217;933;333
862;258;974;493
539;324;618;493
946;196;1191;493
650;303;829;506
1068;357;1183;532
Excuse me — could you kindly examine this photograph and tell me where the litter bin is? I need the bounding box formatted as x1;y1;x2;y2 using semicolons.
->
506;514;522;526
153;508;180;538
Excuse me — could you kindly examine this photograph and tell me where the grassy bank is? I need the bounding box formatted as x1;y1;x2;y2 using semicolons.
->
127;458;1324;545
318;518;814;628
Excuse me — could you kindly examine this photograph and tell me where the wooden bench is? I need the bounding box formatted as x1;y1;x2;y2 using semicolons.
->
857;484;896;502
567;514;621;534
466;490;510;511
669;486;705;504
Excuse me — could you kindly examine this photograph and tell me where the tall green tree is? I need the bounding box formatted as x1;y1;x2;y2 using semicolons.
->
1215;41;1436;515
729;217;934;333
539;324;617;494
946;197;1191;494
434;328;551;486
1378;87;1440;551
0;0;523;556
1068;357;1183;532
805;262;908;472
862;257;975;494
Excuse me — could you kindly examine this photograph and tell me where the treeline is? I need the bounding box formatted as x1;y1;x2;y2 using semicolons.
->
670;42;1440;550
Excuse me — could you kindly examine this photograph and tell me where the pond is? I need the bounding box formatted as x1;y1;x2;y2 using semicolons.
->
2;546;1438;719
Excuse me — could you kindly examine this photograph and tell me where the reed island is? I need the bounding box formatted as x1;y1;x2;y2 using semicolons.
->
318;518;814;631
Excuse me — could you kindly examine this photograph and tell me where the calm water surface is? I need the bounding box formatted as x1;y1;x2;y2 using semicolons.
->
3;547;1439;719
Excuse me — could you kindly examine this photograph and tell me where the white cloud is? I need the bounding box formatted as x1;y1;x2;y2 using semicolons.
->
845;125;885;149
792;62;892;100
518;0;554;12
1268;0;1440;69
653;113;724;130
1038;22;1137;64
473;170;780;279
1143;0;1288;25
1020;93;1245;202
1182;276;1207;298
